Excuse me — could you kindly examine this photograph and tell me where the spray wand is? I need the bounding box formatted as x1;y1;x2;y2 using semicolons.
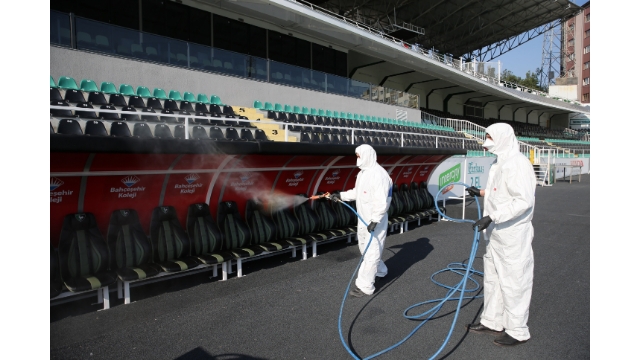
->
308;192;331;201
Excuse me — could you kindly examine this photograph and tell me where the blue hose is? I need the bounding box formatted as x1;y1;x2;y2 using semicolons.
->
337;182;485;359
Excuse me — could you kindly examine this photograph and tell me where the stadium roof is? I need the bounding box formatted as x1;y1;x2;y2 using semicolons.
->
297;0;583;59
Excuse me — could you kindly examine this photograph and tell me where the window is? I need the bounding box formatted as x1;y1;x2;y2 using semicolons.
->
568;53;575;61
583;77;590;86
585;13;590;22
584;45;590;54
568;39;575;47
584;29;590;38
582;93;590;102
583;61;589;70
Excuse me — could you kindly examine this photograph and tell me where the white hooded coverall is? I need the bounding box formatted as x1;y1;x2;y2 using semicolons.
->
480;123;536;341
340;145;393;295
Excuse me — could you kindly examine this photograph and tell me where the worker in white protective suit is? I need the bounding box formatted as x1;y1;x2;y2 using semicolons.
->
330;144;392;297
465;123;536;347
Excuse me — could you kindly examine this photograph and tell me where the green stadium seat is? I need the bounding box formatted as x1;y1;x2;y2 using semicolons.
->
197;94;210;104
50;76;58;88
263;102;274;111
58;76;79;90
153;88;168;100
317;109;325;116
210;95;222;105
284;105;293;113
169;90;183;101
302;107;309;115
340;112;346;119
274;103;283;112
310;108;317;115
80;79;99;92
183;92;197;103
293;106;301;114
99;82;118;94
118;84;135;96
253;100;263;109
136;86;151;98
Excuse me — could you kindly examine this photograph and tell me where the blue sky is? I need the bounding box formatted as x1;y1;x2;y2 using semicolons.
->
491;0;590;79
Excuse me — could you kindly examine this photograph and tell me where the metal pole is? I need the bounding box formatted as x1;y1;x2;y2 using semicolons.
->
185;117;190;139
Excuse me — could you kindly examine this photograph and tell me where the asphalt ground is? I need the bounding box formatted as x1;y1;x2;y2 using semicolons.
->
50;175;590;360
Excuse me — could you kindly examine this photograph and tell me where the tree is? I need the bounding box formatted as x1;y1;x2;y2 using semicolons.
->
500;68;543;91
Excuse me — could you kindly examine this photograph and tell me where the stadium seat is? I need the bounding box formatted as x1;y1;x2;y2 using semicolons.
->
153;88;168;100
164;99;179;111
108;93;128;107
100;82;119;94
58;76;79;90
160;109;176;123
313;195;349;238
56;213;116;307
51;87;63;101
186;203;232;271
100;104;121;120
253;100;263;110
106;209;161;304
110;122;131;137
141;108;159;122
128;95;146;109
189;125;207;139
75;102;99;119
245;199;294;253
80;79;99;92
254;129;272;142
174;125;186;139
154;123;173;138
57;119;83;135
119;84;136;96
85;120;109;136
225;127;246;141
210;95;222;105
136;86;152;98
133;123;153;138
149;206;200;272
50;75;58;88
50;100;73;117
64;89;86;103
121;105;140;121
146;97;163;110
87;91;108;106
217;201;264;267
240;128;255;141
169;90;183;101
193;93;208;104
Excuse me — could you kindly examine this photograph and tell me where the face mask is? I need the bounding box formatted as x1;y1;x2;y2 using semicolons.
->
483;138;495;152
357;157;363;167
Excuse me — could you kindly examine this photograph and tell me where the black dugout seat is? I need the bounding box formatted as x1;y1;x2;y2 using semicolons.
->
149;206;200;272
313;193;350;238
245;199;292;252
217;201;263;259
187;203;233;265
57;213;117;293
107;209;160;282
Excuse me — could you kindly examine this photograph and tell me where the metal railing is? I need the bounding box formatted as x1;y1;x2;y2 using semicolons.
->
285;0;587;108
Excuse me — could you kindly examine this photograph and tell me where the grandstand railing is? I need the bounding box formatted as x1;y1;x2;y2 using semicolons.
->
283;0;587;109
51;105;468;148
49;10;419;109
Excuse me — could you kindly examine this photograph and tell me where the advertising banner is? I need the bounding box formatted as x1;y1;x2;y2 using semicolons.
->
427;156;496;199
553;158;590;179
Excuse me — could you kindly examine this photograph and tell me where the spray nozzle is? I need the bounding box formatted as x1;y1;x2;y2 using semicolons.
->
309;192;331;200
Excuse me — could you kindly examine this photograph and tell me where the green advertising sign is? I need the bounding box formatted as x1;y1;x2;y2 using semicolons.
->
439;163;461;189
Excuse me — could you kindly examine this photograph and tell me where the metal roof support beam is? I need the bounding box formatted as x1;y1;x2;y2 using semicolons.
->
527;108;546;124
444;91;475;114
426;85;459;110
348;60;385;78
404;78;440;92
498;102;524;121
379;70;415;86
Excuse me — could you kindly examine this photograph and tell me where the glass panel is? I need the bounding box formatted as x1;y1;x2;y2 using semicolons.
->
51;10;71;47
348;79;370;100
309;69;326;92
269;61;292;87
326;73;348;96
386;88;399;105
189;42;215;71
247;56;268;81
371;86;385;103
213;47;248;77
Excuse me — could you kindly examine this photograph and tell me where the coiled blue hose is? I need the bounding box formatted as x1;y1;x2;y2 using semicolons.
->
337;182;485;359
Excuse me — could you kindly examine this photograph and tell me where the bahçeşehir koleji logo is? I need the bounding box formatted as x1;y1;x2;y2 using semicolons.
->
332;169;341;177
121;175;140;187
185;173;200;184
50;177;64;191
294;171;304;178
